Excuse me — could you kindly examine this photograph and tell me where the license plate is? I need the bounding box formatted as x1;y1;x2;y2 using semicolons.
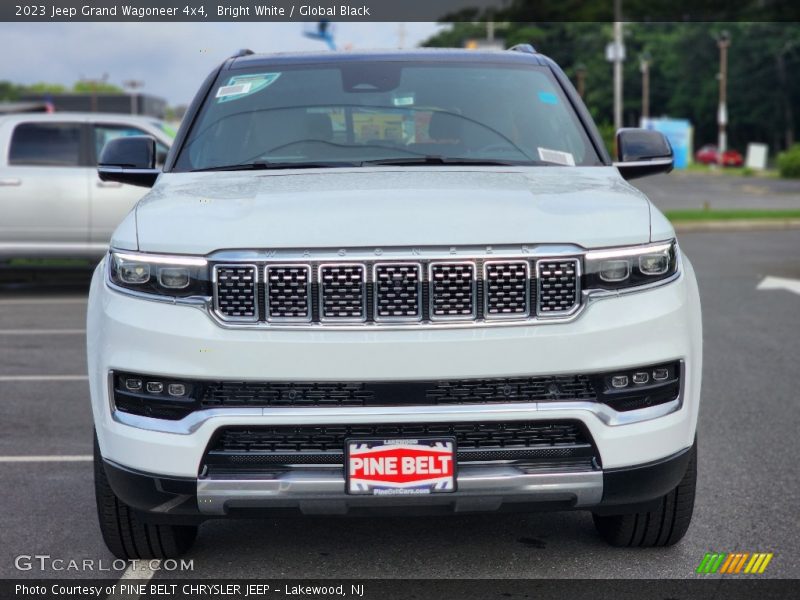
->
346;437;456;496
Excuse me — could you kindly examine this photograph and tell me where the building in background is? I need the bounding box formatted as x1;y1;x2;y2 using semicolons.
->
19;93;167;119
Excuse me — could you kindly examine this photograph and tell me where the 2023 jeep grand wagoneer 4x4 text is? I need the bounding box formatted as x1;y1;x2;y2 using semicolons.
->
88;47;701;558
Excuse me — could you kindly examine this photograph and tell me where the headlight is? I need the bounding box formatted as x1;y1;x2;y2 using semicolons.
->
584;240;679;291
108;250;211;297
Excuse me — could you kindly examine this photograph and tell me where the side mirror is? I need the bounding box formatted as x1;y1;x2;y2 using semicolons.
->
98;136;160;188
613;128;674;181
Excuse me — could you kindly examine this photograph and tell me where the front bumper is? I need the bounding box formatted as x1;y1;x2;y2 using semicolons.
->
88;255;702;515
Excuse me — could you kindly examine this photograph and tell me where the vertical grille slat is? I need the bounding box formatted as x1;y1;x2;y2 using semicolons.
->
484;261;529;319
537;259;580;315
319;264;366;321
374;263;422;321
429;262;476;320
214;265;258;321
265;265;311;321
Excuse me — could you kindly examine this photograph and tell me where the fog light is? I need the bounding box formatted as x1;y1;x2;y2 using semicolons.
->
639;253;669;276
599;260;630;282
158;267;190;289
119;263;150;284
611;375;628;388
168;383;186;397
146;381;164;394
125;378;142;392
632;372;649;384
653;368;670;381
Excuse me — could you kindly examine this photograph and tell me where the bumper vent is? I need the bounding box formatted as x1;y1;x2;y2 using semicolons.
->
202;421;596;470
213;265;257;320
537;259;580;314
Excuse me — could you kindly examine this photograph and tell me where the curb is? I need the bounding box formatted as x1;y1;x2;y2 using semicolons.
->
672;219;800;232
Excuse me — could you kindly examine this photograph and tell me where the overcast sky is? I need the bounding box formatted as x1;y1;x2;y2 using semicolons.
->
0;22;445;105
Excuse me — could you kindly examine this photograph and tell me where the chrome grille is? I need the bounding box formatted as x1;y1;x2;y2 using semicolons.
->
319;264;366;320
214;265;257;321
374;263;422;321
265;265;310;321
484;261;529;318
537;259;579;314
429;262;476;319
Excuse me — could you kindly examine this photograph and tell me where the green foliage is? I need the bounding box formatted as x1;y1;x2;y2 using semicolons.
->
0;79;123;101
421;22;800;154
777;145;800;178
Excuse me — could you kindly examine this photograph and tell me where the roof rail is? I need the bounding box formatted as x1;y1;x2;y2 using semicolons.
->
231;49;255;58
508;43;537;54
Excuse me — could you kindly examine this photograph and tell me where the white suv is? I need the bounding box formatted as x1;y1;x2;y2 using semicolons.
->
88;47;702;559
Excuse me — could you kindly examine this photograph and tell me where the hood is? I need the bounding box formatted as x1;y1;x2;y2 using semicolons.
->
130;167;655;255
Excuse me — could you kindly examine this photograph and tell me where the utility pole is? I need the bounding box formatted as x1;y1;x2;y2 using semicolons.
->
123;79;144;115
78;73;108;112
612;0;624;130
640;51;652;123
575;63;587;98
717;31;731;165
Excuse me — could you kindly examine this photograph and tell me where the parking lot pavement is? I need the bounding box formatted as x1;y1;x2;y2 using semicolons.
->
634;171;800;211
0;230;798;579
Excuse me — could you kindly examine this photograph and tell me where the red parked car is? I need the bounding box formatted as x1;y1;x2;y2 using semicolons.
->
695;144;744;167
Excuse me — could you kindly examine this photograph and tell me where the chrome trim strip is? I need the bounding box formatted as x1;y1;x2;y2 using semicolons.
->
264;264;313;323
212;264;259;323
372;262;423;323
196;464;603;515
428;261;477;321
482;259;530;320
318;263;368;323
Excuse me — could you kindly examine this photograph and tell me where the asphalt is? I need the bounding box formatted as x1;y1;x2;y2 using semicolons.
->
0;229;798;581
635;171;800;211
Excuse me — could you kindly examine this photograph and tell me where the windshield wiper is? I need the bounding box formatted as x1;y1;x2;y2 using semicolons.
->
359;156;549;167
191;160;359;172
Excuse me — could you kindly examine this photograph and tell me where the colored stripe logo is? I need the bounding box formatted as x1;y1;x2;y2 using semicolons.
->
697;552;773;574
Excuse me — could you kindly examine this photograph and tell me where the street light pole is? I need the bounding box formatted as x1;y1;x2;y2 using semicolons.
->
613;15;624;130
717;31;731;166
640;51;652;123
123;80;144;115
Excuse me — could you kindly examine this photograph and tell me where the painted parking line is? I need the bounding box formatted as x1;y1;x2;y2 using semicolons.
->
0;375;88;382
110;562;158;600
0;329;85;335
0;455;92;462
0;297;87;305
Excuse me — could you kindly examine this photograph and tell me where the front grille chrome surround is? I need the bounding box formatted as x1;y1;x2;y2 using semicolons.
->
428;261;477;321
265;264;312;322
536;258;581;316
212;264;259;322
318;263;367;322
483;260;530;320
373;262;423;322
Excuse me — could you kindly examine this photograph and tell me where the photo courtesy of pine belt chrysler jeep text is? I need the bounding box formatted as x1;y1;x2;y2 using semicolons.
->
87;46;702;559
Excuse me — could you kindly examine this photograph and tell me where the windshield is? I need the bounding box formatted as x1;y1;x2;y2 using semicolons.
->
173;60;602;171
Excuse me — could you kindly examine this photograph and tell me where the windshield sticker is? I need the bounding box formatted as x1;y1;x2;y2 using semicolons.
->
216;73;281;103
538;147;575;166
537;91;559;105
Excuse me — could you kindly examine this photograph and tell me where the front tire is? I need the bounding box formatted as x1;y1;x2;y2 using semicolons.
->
94;435;197;559
593;442;697;547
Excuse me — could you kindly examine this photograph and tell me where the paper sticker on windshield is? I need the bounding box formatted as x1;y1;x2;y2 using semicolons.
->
216;73;281;103
538;147;575;166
